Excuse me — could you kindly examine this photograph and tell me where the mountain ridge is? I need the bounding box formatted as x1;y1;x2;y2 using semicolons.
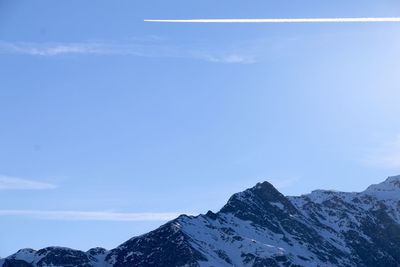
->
2;176;400;267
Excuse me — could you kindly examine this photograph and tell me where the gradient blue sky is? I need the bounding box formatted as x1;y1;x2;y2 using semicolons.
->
1;0;400;257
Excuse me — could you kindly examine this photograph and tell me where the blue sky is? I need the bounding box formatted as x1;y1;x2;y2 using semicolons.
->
1;0;400;257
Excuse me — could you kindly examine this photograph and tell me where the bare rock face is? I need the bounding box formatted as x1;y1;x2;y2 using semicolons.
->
2;176;400;267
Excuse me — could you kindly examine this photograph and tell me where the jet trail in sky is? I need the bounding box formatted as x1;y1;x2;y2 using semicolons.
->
144;17;400;23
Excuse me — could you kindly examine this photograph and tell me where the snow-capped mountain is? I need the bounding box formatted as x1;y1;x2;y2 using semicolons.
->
2;176;400;267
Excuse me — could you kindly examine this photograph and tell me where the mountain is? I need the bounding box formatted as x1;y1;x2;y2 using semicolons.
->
1;175;400;267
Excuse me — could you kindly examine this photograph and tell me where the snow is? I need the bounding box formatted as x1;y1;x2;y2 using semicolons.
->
269;202;285;210
177;207;347;266
2;175;400;267
363;175;400;200
8;248;41;264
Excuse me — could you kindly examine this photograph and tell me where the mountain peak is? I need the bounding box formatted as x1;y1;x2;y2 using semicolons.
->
250;181;282;199
385;175;400;186
220;180;298;224
222;181;284;209
363;175;400;199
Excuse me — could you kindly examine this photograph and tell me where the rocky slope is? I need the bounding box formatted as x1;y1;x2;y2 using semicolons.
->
1;175;400;267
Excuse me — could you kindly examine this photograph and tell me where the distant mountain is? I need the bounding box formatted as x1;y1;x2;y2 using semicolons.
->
2;176;400;267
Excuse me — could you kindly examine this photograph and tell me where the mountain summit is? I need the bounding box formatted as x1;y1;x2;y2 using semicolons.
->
363;175;400;199
2;176;400;267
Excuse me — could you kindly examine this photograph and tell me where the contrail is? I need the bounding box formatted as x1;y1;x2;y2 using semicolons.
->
144;17;400;23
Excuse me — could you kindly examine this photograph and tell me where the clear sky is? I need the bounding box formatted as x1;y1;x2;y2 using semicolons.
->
1;0;400;257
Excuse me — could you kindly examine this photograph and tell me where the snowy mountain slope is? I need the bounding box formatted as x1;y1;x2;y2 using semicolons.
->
2;175;400;267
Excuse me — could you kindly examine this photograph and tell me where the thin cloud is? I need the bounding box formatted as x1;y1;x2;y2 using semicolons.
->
0;175;57;190
0;40;255;64
144;17;400;23
0;41;146;56
0;210;184;221
191;51;256;64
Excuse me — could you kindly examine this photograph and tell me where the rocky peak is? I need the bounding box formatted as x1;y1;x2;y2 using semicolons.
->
219;181;299;228
249;181;286;201
384;175;400;187
231;181;288;203
363;175;400;200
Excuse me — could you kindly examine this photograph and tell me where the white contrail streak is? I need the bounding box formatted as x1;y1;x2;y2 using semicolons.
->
144;17;400;23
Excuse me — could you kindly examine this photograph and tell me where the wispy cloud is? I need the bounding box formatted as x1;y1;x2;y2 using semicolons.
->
0;175;57;190
0;41;153;56
144;17;400;23
362;134;400;169
0;40;255;64
0;210;184;221
194;52;256;64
